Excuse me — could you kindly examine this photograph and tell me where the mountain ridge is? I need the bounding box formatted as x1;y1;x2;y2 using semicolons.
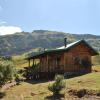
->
0;30;100;56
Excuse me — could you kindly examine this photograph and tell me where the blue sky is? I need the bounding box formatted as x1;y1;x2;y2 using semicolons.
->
0;0;100;35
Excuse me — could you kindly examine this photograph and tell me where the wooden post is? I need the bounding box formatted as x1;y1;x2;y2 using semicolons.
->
33;59;34;66
28;59;30;67
34;59;36;65
38;58;41;76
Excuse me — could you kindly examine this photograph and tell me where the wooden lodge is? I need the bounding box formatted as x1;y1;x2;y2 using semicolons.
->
27;39;98;79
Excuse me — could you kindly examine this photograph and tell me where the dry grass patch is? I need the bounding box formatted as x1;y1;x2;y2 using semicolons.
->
66;72;100;90
1;71;100;100
1;80;52;100
92;65;100;72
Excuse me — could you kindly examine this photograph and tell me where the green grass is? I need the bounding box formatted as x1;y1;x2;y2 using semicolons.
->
2;72;100;100
12;55;37;69
12;55;28;69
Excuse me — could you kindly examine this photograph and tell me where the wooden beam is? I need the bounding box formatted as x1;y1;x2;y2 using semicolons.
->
39;58;41;72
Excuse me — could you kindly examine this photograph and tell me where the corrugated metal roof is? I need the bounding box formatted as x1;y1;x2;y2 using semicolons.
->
57;40;81;49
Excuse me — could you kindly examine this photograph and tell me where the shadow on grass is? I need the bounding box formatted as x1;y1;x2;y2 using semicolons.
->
25;74;85;85
25;79;52;84
45;94;64;100
25;72;90;84
64;73;90;79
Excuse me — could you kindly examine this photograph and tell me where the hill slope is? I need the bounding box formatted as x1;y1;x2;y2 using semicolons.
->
3;72;100;100
0;30;100;55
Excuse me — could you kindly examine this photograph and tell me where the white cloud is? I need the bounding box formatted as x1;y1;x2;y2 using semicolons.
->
0;26;22;35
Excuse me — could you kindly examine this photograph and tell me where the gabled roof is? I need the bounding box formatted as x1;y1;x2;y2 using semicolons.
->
27;39;98;59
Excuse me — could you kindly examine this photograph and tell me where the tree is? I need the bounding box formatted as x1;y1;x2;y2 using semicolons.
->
48;75;65;95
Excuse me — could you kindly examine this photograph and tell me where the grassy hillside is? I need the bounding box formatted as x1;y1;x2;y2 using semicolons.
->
2;72;100;100
0;30;100;55
92;52;100;65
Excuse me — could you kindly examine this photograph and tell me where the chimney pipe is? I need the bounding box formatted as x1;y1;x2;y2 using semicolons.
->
64;37;67;47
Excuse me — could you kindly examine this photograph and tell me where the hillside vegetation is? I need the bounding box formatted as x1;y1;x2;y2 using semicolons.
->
2;72;100;100
0;30;100;55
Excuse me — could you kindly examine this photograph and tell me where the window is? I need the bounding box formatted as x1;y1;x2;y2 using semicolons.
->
73;56;91;67
73;56;81;65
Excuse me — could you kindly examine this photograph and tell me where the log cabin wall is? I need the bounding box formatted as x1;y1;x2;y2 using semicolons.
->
39;56;48;72
39;42;92;73
64;42;91;73
39;53;64;73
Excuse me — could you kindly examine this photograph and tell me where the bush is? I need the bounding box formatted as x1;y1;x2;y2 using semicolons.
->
0;61;16;86
15;71;24;85
48;75;65;95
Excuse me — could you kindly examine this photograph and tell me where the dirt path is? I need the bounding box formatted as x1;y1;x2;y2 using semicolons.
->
1;82;16;91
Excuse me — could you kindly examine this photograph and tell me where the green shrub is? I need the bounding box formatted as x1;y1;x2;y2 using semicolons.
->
0;61;16;86
15;71;24;85
48;75;65;95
